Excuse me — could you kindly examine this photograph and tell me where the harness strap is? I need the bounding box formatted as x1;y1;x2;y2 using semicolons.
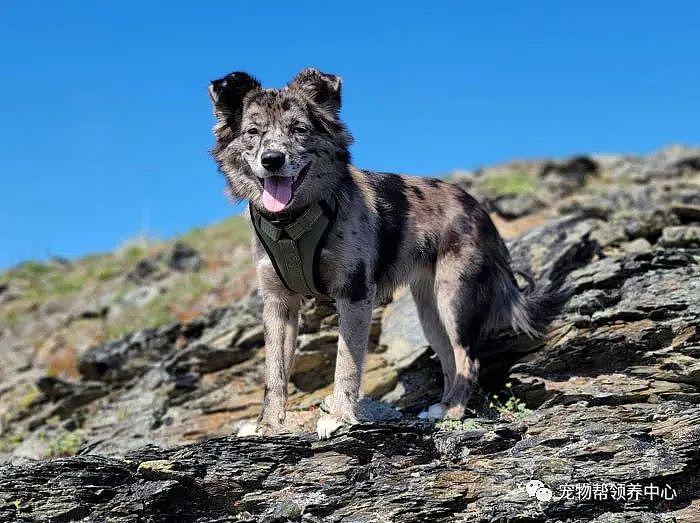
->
257;218;282;241
285;203;324;240
250;198;336;296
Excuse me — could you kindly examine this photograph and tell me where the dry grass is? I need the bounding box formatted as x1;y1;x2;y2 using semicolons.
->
45;345;80;379
1;213;254;358
490;210;550;239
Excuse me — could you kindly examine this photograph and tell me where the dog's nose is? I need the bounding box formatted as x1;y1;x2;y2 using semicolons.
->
261;150;286;171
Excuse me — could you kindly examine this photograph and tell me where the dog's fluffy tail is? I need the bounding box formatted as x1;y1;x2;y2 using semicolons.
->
486;266;569;339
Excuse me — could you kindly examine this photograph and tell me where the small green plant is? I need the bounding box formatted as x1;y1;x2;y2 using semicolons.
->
5;259;87;301
435;418;478;431
116;407;134;421
0;432;24;452
96;264;122;281
16;261;53;278
122;244;147;264
1;307;20;327
487;382;531;421
46;430;82;458
18;387;41;409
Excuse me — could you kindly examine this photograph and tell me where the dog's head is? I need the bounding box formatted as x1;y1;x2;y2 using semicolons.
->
209;68;352;214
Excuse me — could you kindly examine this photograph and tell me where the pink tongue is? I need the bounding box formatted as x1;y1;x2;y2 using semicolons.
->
262;177;293;212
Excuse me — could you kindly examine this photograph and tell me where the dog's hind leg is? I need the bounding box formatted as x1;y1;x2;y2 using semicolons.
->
432;266;485;420
410;272;457;416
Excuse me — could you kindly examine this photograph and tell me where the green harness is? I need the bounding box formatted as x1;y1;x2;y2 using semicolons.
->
250;198;337;296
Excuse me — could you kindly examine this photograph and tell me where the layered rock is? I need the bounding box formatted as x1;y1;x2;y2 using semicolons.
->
0;147;699;521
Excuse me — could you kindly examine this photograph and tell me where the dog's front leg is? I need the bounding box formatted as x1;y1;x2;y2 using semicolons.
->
238;290;300;437
259;293;300;432
317;288;375;439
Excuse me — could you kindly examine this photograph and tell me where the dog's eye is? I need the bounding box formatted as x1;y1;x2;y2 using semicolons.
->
293;126;308;135
246;128;259;136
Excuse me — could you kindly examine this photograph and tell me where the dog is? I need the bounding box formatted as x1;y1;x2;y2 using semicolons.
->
208;68;556;439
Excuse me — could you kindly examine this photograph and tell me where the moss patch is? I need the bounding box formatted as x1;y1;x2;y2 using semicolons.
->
477;171;538;197
0;432;24;453
435;419;479;431
45;430;83;458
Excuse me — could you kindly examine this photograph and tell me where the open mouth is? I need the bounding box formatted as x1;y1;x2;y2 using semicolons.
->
258;162;311;213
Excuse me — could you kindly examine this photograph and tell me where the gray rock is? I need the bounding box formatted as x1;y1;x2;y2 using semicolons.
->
168;242;203;272
379;287;430;370
492;193;545;219
659;225;700;247
127;258;161;283
670;203;700;223
77;323;180;383
164;343;254;374
115;285;161;310
78;293;264;385
1;409;697;521
540;156;599;198
614;208;680;242
621;237;653;253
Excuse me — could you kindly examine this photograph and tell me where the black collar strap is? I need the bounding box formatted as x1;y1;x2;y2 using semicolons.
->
250;198;337;296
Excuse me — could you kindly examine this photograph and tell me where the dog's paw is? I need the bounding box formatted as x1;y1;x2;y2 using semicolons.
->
316;414;345;439
236;420;283;437
417;403;447;420
418;403;469;421
236;421;261;437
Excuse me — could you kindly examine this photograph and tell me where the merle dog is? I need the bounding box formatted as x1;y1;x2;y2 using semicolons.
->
208;68;554;438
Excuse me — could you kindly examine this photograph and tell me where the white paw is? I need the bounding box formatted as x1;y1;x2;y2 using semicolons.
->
418;403;447;420
236;421;260;437
316;414;345;439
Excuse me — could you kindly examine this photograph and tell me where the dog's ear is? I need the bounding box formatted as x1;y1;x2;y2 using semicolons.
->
208;72;261;127
288;67;342;115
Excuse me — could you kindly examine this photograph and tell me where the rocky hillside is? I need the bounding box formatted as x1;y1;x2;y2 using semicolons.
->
0;146;699;521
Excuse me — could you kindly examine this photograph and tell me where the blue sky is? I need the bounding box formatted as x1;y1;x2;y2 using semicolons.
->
1;1;698;269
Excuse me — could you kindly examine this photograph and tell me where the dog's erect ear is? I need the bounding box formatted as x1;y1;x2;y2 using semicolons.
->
208;72;261;126
208;71;260;106
288;68;342;115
